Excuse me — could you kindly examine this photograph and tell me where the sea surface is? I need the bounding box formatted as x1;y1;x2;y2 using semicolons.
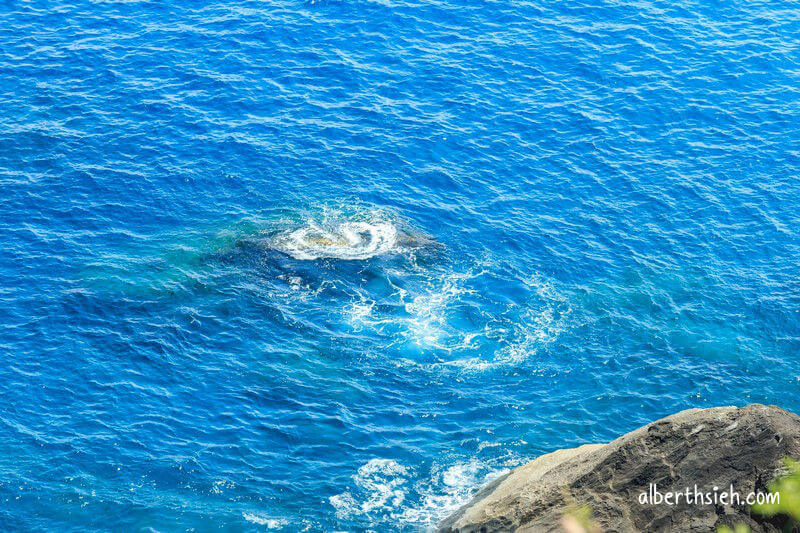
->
2;0;800;530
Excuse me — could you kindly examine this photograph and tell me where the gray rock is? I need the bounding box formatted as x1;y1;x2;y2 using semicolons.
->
439;404;800;532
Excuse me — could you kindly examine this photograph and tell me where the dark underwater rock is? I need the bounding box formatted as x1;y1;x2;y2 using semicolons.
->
439;404;800;532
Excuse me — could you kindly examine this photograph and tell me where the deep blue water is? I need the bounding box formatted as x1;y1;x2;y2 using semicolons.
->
2;0;800;530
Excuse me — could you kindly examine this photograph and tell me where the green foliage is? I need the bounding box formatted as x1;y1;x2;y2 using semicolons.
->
716;457;800;533
752;458;800;522
717;524;751;533
565;504;594;526
561;503;601;533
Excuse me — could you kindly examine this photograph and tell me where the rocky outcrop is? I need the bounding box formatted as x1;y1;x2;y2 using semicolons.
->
439;405;800;532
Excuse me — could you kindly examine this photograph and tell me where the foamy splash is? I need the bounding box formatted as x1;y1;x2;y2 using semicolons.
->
242;513;289;529
329;456;516;530
272;220;399;260
329;459;410;519
345;267;570;372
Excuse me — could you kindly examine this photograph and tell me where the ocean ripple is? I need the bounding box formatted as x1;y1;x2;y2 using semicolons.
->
1;0;799;530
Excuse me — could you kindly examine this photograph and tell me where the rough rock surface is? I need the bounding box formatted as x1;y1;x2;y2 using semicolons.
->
439;404;800;532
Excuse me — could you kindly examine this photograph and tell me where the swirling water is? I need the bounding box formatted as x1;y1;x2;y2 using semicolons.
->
1;0;799;530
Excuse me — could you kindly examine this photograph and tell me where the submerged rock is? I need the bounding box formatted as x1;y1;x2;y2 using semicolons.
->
230;225;440;263
439;404;800;532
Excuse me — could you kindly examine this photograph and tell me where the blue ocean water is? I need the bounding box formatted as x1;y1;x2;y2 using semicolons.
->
2;0;799;529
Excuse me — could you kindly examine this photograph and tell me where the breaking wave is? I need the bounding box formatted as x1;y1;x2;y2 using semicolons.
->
329;455;518;530
272;217;399;260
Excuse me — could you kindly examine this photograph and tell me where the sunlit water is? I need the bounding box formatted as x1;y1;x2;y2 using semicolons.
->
1;0;799;530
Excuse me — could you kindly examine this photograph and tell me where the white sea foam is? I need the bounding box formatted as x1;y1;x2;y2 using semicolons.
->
242;512;289;529
401;271;477;349
399;459;511;529
211;479;235;494
273;218;399;260
443;303;567;372
345;269;481;352
330;456;517;530
346;267;570;372
329;459;410;519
